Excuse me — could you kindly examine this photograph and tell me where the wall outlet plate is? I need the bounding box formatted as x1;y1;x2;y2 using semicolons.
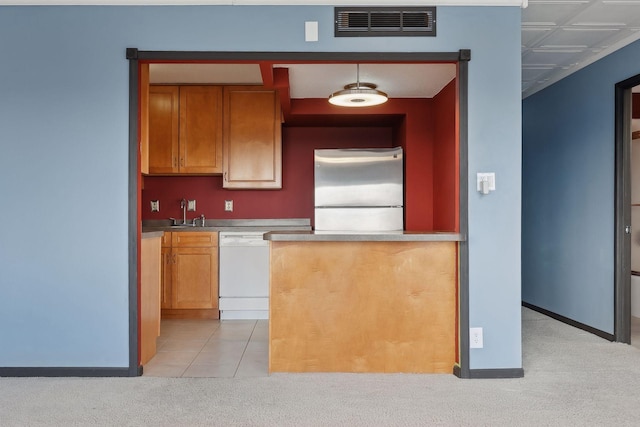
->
225;200;233;212
470;327;484;349
187;200;196;211
150;200;160;212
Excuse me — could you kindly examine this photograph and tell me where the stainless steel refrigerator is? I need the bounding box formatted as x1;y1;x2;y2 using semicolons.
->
314;147;404;232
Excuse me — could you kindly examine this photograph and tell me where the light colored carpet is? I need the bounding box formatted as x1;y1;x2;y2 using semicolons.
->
2;308;640;426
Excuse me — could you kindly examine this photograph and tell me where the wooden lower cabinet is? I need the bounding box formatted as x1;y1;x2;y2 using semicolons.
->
161;231;219;319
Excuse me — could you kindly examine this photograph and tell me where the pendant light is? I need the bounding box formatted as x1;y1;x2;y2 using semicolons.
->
328;64;388;107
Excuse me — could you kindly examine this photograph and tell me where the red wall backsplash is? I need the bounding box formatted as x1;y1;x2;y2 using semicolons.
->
142;127;394;224
142;91;457;231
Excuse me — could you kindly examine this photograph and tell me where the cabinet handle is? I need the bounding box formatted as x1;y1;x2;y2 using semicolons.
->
224;171;227;182
180;158;184;167
172;254;177;264
174;157;178;168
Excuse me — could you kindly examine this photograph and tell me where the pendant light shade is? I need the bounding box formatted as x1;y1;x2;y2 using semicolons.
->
328;65;388;107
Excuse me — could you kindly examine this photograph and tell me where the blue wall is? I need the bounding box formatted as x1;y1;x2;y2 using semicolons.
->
522;39;640;333
0;5;522;370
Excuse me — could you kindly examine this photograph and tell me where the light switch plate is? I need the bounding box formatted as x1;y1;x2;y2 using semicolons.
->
150;200;160;212
476;173;496;192
225;200;233;212
187;200;196;211
305;21;318;42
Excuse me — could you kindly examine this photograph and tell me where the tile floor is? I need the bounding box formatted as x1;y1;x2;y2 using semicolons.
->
144;315;640;377
143;319;268;378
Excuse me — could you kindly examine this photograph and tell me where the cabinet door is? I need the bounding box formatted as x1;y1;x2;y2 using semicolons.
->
223;86;282;189
171;246;218;309
139;63;150;175
149;86;180;174
161;246;173;310
179;86;223;174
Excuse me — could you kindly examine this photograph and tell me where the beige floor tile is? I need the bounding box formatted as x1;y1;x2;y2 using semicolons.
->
159;339;208;352
236;348;268;377
182;363;238;378
148;318;269;378
150;350;199;365
193;342;246;363
210;330;253;341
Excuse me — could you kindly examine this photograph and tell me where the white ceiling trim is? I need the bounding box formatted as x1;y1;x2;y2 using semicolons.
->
0;0;527;6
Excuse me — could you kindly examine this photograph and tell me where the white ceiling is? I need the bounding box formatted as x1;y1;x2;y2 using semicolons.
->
522;0;640;98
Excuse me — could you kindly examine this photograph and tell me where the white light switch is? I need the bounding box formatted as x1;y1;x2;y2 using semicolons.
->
476;173;496;195
305;21;318;42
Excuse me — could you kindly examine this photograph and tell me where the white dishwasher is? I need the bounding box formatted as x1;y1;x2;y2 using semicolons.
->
218;231;270;319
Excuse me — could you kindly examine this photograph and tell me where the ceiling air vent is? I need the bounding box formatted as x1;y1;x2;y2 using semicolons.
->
335;7;436;37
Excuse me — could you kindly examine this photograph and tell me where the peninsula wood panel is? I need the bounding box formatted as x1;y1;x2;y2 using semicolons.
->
140;236;161;366
269;241;457;373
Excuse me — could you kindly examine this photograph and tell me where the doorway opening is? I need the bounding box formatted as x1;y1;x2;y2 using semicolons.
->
614;74;640;344
127;49;470;377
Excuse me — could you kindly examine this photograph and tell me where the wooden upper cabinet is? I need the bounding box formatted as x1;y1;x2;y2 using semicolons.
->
139;63;150;175
179;86;223;174
148;85;222;175
223;86;282;189
149;86;180;174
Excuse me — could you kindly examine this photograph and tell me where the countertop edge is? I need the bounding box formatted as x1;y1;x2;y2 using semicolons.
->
264;231;465;242
142;226;312;233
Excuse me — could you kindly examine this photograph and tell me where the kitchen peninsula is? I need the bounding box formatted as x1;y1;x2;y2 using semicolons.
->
264;230;464;374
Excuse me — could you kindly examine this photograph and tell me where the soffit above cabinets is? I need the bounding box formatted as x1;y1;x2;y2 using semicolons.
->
150;63;263;85
149;62;457;100
522;0;640;98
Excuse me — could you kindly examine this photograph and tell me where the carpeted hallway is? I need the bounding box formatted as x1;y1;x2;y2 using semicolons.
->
2;308;640;426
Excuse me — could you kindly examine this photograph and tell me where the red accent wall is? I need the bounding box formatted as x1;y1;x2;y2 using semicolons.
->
432;79;458;231
142;95;457;231
142;127;393;224
402;99;434;231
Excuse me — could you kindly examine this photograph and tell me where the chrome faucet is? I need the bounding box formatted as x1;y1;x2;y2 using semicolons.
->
180;198;187;225
192;214;206;227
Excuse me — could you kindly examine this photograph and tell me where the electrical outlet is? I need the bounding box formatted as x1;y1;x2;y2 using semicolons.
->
150;200;160;212
470;327;483;349
224;200;233;212
187;200;196;211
